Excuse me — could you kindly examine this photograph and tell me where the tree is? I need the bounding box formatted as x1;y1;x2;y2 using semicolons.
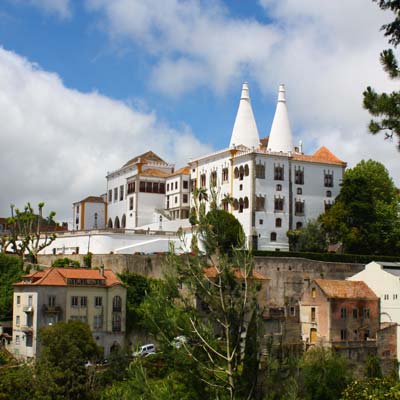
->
363;1;400;149
4;202;57;263
287;220;327;252
342;377;400;400
320;160;400;255
35;320;102;399
0;364;35;400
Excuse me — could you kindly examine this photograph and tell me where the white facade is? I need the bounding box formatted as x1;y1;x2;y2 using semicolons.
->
165;167;191;220
73;196;106;231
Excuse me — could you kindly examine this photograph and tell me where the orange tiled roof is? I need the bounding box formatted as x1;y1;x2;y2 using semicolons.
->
315;279;378;300
14;267;122;287
168;166;191;177
140;168;170;178
77;196;105;204
123;151;167;168
293;146;346;166
204;266;269;281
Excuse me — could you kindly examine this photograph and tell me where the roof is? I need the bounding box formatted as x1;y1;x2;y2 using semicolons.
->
260;136;269;148
140;168;170;178
14;267;122;288
123;151;167;168
204;266;269;281
230;82;260;149
314;279;378;300
293;146;346;166
168;166;191;177
267;84;293;153
76;196;105;204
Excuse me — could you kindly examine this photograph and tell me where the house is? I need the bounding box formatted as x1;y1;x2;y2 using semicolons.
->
165;166;191;220
73;196;107;231
11;267;126;360
299;279;379;360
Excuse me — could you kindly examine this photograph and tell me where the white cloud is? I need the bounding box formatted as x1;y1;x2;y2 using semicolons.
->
85;0;400;185
0;47;212;221
12;0;72;19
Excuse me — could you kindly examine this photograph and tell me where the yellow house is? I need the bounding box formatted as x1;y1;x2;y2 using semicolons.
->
12;267;126;359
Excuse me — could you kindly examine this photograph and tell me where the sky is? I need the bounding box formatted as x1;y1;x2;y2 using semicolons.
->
0;0;399;223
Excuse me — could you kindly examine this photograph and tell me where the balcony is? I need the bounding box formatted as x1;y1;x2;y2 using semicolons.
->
23;306;33;313
21;325;33;334
43;305;62;314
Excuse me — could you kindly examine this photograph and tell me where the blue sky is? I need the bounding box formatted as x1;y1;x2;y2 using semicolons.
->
0;0;398;221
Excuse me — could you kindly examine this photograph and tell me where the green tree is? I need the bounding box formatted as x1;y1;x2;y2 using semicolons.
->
287;220;327;253
341;377;400;400
0;364;35;400
0;253;24;320
5;202;57;263
51;257;80;268
321;160;400;255
300;347;352;400
363;1;400;149
35;320;102;399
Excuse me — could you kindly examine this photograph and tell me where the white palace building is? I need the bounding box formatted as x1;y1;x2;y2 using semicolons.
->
41;83;346;255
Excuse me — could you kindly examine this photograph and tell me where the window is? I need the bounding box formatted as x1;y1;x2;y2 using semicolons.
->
48;296;56;307
95;296;102;307
71;296;78;307
244;164;249;176
183;180;189;189
113;296;122;312
259;219;263;225
276;184;282;191
108;189;112;202
239;166;245;180
167;183;170;191
175;196;178;204
222;168;229;182
324;200;333;212
114;188;118;202
326;190;332;197
210;171;217;187
15;335;20;345
153;182;159;193
255;164;265;179
16;295;20;305
340;329;348;341
159;183;165;194
139;181;146;192
26;335;33;347
76;205;79;213
324;171;334;187
28;296;32;306
353;330;359;340
341;308;347;319
112;314;121;332
295;200;305;216
270;232;277;241
274;197;284;212
364;308;370;319
297;187;302;195
190;179;196;192
384;294;389;300
353;308;358;319
275;218;282;228
127;182;135;194
129;197;134;211
364;329;370;340
295;167;304;184
238;198;244;213
290;307;296;317
274;165;284;180
146;182;152;192
394;294;398;300
311;307;316;321
183;194;188;203
175;181;178;190
94;315;103;329
244;197;249;209
234;167;239;179
200;174;206;188
296;222;303;229
26;313;33;327
256;196;265;211
119;185;124;201
16;315;20;326
311;288;316;298
80;296;87;307
239;184;243;191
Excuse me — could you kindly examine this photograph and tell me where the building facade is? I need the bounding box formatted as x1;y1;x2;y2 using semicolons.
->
12;267;126;359
73;196;107;231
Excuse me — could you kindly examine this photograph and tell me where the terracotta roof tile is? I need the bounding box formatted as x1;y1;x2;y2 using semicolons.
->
204;266;269;280
77;196;105;204
168;166;191;177
293;146;346;166
140;168;170;178
315;279;378;300
15;268;122;287
123;151;167;168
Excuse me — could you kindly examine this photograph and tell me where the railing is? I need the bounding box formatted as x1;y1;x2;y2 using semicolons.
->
20;326;33;334
23;306;33;313
43;305;62;314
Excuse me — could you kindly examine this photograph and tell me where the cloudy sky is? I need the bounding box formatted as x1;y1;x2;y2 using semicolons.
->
0;0;398;222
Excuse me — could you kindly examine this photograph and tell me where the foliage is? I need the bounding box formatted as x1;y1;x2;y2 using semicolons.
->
0;253;24;320
299;347;352;400
117;271;156;332
320;160;400;255
364;1;400;149
35;320;102;399
97;347;132;388
51;257;80;268
341;377;400;400
287;220;327;253
0;364;35;400
83;252;92;268
365;354;383;379
4;202;57;263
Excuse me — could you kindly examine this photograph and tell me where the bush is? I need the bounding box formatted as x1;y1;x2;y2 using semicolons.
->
51;257;80;268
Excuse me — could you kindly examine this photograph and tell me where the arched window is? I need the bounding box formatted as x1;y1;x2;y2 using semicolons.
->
296;221;303;229
114;217;120;229
239;198;244;213
275;218;282;228
113;296;122;312
244;164;249;176
239;166;244;180
276;184;282;191
270;232;277;241
326;190;332;198
233;199;239;211
107;218;113;228
121;214;126;228
234;167;239;179
244;197;249;209
112;314;121;332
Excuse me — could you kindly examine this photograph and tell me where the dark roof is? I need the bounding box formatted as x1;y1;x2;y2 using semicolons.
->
123;151;167;168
